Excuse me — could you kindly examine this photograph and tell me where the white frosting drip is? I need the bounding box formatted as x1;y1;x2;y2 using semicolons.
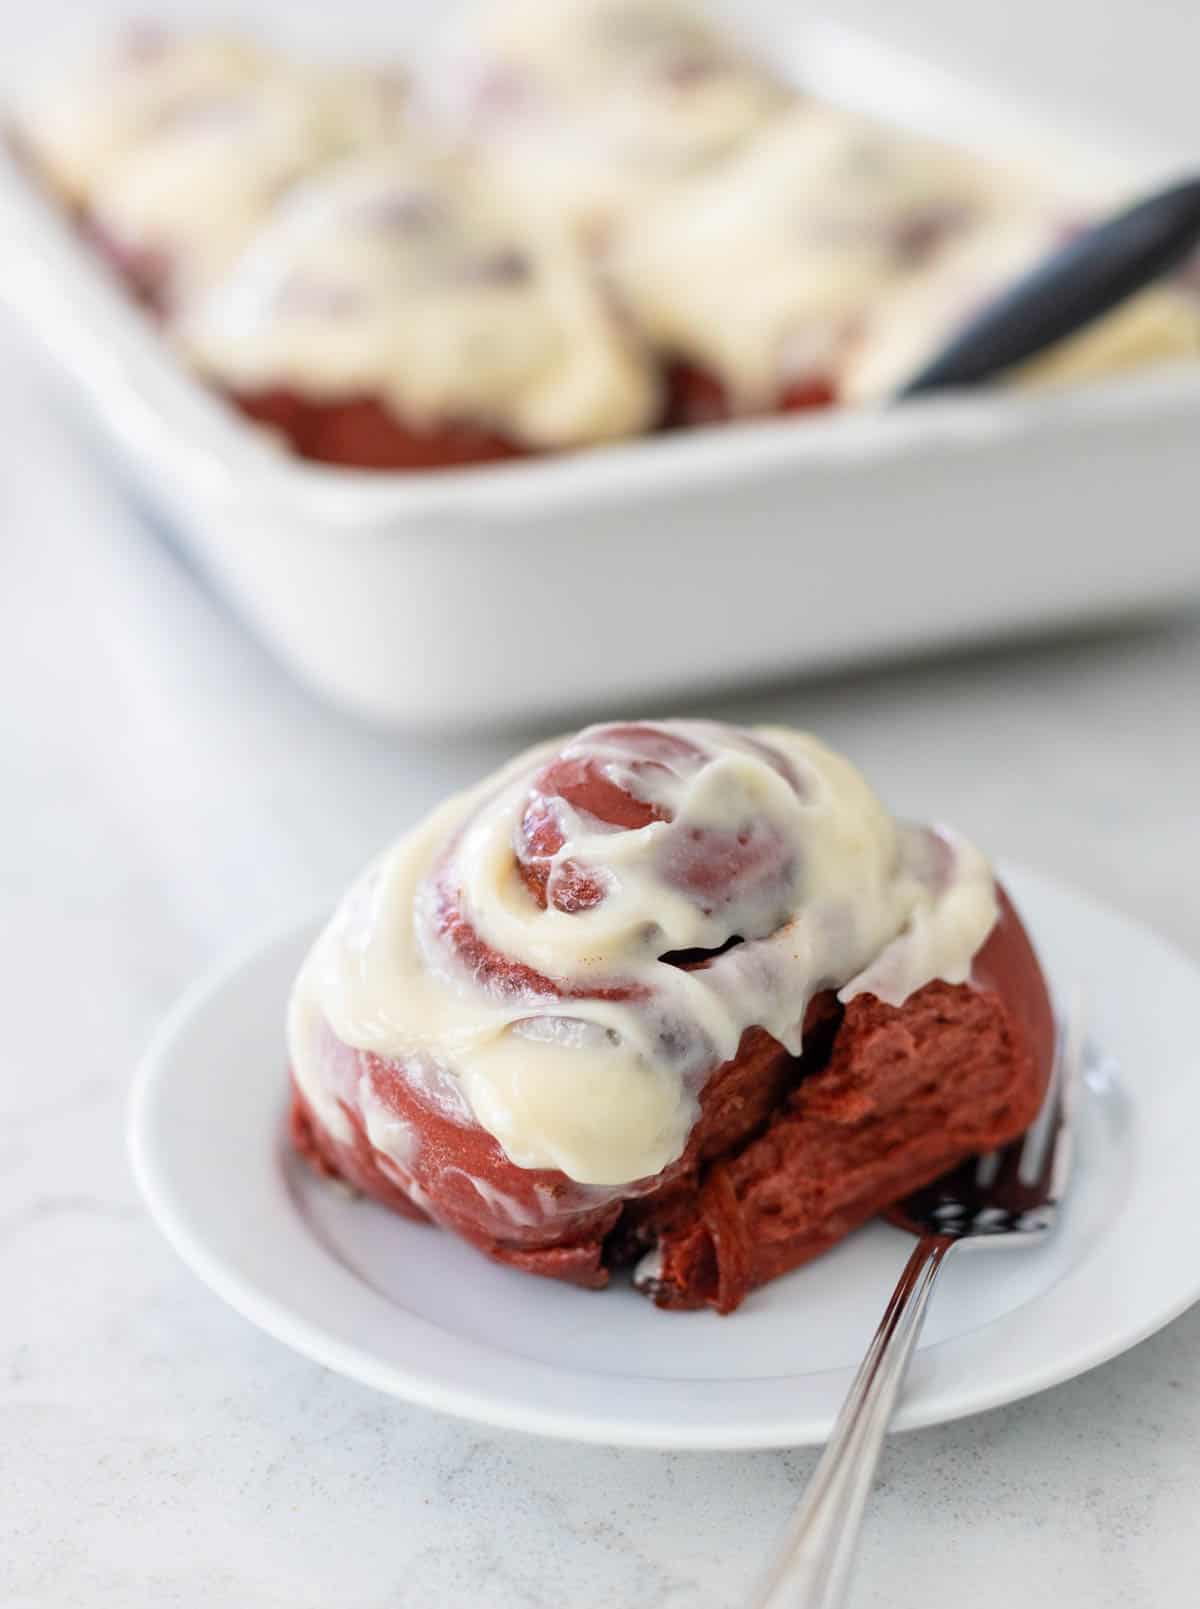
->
181;147;658;446
425;0;787;237
612;103;1024;409
357;1069;419;1167
289;723;998;1188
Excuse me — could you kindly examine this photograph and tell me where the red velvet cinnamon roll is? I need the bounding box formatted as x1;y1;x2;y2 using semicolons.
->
612;103;1013;421
179;147;660;468
16;30;412;316
288;720;1054;1313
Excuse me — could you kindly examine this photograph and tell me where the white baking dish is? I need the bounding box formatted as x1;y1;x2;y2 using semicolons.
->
3;19;1200;728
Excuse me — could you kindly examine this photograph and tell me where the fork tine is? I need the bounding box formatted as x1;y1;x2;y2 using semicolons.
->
1045;987;1086;1203
973;1150;1002;1189
980;1135;1024;1197
1016;1074;1061;1192
1019;984;1085;1193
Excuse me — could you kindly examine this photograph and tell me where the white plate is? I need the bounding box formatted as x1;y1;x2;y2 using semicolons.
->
129;863;1200;1449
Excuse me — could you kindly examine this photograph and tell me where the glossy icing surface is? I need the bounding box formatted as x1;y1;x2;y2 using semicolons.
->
425;0;788;235
181;147;658;446
290;722;998;1186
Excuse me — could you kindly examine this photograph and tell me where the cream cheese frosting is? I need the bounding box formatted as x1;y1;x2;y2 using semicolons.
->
611;102;1026;409
288;722;998;1188
90;67;410;310
23;18;1193;446
15;32;276;206
180;146;658;447
424;0;789;238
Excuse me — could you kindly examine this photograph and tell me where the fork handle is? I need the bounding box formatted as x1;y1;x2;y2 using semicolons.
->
749;1234;956;1609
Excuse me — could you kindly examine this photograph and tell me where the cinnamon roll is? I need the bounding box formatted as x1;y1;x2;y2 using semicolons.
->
288;720;1054;1312
179;147;660;467
611;103;1020;422
16;30;410;314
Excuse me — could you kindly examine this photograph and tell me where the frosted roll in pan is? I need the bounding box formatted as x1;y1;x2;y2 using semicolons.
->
2;20;1200;725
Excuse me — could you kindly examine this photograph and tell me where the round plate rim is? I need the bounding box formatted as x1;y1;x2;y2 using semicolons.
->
128;862;1200;1449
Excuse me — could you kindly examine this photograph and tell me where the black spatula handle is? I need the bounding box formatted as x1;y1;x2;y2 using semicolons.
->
897;174;1200;398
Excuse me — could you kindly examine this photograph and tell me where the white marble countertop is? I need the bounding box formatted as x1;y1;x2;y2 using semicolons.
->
5;0;1200;1592
4;320;1200;1609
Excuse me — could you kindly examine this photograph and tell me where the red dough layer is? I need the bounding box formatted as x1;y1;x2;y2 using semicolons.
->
290;884;1053;1313
230;389;528;471
664;360;836;429
57;207;528;469
71;212;837;463
71;209;835;463
626;894;1053;1310
234;369;833;467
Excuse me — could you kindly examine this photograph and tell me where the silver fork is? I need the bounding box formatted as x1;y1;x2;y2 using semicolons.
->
749;1001;1084;1609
